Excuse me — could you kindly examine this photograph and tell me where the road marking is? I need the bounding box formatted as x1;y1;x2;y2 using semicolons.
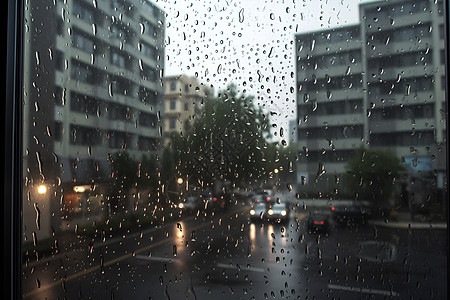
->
357;241;397;263
328;284;399;297
23;207;247;299
216;263;265;273
134;254;179;263
25;248;85;268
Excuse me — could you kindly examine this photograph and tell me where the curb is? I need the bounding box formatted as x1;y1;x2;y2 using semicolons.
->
370;220;447;229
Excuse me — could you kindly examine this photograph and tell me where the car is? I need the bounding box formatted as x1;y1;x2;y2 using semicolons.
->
331;201;372;226
178;196;201;212
308;211;330;233
266;202;290;223
249;203;268;221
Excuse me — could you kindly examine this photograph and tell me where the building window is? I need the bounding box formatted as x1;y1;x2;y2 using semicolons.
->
170;100;176;110
111;50;127;68
169;118;176;129
54;121;63;142
72;32;94;53
170;80;176;91
73;0;94;24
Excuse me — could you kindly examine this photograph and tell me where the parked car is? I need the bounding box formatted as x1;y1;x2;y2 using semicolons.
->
308;211;330;233
332;201;372;226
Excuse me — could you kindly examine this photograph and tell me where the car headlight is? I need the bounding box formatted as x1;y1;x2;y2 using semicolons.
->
178;203;184;209
268;209;273;215
250;209;255;215
281;210;287;216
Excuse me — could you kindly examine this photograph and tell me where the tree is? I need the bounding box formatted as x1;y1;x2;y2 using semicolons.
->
170;83;272;188
344;147;404;210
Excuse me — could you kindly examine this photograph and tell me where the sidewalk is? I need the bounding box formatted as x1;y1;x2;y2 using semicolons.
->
370;210;447;229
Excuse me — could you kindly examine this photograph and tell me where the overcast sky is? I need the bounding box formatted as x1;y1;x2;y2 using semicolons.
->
155;0;370;143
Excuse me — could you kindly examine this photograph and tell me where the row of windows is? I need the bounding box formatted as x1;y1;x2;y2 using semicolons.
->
298;125;363;140
70;91;157;127
298;74;363;94
370;104;434;121
55;85;159;118
296;27;360;52
72;28;160;63
368;76;434;95
69;124;158;150
298;149;357;163
366;0;430;18
70;60;159;100
298;49;362;70
368;23;432;45
298;99;363;116
367;50;433;71
370;130;435;147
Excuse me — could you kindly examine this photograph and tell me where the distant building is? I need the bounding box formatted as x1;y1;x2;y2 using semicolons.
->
163;75;213;146
23;0;165;239
295;0;446;199
296;24;365;195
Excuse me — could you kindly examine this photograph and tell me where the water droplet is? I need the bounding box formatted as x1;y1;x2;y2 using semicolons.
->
108;83;113;97
345;66;351;75
173;245;177;256
238;8;244;23
404;84;411;96
303;93;309;103
140;23;145;34
310;39;315;51
34;203;41;230
32;231;37;246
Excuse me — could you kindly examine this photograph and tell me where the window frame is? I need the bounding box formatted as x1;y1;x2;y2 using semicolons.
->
2;1;450;300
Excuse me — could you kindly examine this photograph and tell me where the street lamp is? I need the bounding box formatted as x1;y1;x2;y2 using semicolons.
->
177;177;184;185
37;185;47;195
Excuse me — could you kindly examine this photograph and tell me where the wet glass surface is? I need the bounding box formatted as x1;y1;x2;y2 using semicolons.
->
22;0;447;299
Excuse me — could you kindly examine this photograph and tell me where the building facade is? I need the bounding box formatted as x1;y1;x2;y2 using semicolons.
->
163;75;213;146
23;0;165;239
295;0;446;201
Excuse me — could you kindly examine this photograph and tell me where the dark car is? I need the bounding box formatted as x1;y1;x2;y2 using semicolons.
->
332;201;372;226
308;211;330;233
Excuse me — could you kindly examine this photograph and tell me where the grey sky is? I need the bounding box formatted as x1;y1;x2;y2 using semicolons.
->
156;0;368;143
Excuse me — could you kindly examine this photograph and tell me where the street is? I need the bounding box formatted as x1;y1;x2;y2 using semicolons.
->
23;201;447;300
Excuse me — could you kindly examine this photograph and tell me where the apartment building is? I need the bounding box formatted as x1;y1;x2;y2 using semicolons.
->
295;0;446;198
163;75;213;146
296;25;365;194
23;0;165;239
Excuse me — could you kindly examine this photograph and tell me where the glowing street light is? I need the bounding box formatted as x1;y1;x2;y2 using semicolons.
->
177;177;184;185
37;185;47;195
274;168;279;174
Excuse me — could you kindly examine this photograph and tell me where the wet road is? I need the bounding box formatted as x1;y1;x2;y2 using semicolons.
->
23;204;447;299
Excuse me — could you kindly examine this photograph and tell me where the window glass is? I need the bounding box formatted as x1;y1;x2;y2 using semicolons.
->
21;0;447;299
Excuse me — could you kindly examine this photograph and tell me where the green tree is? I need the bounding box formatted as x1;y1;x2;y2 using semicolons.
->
171;83;272;188
344;147;404;210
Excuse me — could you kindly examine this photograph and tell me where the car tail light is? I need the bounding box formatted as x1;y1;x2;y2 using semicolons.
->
266;197;270;201
320;221;324;225
313;220;318;224
213;197;217;201
222;201;225;205
331;206;335;211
